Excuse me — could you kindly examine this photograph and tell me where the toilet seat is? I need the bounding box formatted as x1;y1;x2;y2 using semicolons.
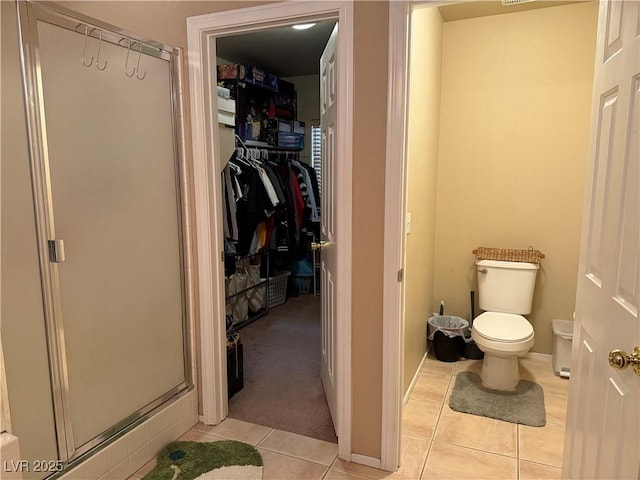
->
472;311;534;343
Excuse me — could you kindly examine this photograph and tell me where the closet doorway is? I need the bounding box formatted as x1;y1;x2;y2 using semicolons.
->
187;2;354;458
216;20;336;443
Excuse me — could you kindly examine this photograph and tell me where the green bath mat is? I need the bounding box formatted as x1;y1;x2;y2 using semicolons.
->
143;440;263;480
449;371;546;427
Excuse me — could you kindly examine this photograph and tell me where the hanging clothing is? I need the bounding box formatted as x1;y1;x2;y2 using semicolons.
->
221;149;320;260
293;160;321;222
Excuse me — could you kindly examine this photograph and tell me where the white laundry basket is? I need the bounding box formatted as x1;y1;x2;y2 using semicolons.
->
552;319;573;378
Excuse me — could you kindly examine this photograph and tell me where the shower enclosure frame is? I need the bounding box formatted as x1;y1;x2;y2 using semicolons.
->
16;0;194;466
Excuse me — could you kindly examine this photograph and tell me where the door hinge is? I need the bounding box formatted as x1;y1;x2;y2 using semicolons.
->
397;268;404;282
48;239;66;263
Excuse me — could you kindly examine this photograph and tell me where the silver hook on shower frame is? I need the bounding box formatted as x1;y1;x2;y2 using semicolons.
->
124;40;146;80
81;24;94;68
93;29;107;71
133;42;146;80
124;40;136;77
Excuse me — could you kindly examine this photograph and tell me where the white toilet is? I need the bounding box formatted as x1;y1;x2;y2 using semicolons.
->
471;259;539;391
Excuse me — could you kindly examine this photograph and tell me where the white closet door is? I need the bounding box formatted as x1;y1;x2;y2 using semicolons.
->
320;23;339;430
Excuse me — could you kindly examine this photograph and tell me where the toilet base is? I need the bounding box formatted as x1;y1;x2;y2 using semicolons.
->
480;353;520;391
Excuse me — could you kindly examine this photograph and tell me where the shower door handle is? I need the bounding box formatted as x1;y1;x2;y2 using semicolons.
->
48;239;66;263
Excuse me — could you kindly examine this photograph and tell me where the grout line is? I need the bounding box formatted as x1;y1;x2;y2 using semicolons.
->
255;427;274;447
432;439;518;460
516;423;521;480
327;464;381;480
417;438;433;480
256;445;336;468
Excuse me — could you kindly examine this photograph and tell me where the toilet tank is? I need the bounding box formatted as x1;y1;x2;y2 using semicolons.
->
476;259;539;314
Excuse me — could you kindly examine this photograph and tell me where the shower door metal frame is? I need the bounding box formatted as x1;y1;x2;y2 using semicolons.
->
16;0;193;464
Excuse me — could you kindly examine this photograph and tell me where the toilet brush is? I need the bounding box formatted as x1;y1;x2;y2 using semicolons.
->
463;290;484;359
470;291;475;327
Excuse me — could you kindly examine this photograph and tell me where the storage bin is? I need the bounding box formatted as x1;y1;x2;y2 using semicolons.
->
293;120;306;134
217;63;279;92
266;272;290;308
292;274;313;294
266;130;304;149
552;319;573;378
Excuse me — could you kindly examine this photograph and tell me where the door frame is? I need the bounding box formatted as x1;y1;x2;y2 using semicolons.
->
381;0;410;472
186;1;354;460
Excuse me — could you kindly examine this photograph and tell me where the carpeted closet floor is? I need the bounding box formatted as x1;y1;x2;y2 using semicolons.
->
228;293;338;444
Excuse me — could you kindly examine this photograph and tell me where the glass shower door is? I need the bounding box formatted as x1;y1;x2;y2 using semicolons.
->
19;2;191;461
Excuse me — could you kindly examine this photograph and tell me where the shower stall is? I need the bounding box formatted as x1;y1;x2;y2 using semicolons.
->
4;1;194;475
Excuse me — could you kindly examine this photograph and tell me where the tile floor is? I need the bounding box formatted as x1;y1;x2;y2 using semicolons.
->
129;353;568;480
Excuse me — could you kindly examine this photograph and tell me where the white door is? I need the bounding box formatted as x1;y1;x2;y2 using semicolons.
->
320;23;339;430
563;1;640;478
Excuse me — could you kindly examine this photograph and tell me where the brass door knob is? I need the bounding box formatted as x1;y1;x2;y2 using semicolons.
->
608;347;640;376
311;241;329;251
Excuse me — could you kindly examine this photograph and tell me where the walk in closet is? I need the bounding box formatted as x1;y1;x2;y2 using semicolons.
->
218;64;321;330
214;23;336;442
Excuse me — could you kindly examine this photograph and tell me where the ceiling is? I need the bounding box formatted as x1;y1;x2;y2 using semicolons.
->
215;20;337;78
215;1;588;78
437;1;589;22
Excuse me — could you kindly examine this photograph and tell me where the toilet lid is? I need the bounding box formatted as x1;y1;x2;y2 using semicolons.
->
473;312;534;342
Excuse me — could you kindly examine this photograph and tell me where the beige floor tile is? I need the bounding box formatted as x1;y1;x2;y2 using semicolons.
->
402;399;442;439
332;436;430;480
258;429;338;466
519;423;565;467
192;419;271;446
258;448;328;480
434;405;517;457
389;435;431;479
421;354;456;376
421;442;517;479
520;357;568;392
410;371;452;404
519;460;562;480
454;358;483;375
544;390;568;427
331;459;391;479
324;468;381;480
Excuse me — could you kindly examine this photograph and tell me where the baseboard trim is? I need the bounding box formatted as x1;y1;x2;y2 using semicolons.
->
350;453;381;469
524;352;552;360
403;350;428;406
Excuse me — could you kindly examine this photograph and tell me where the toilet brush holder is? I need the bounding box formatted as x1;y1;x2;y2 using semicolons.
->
463;336;484;360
